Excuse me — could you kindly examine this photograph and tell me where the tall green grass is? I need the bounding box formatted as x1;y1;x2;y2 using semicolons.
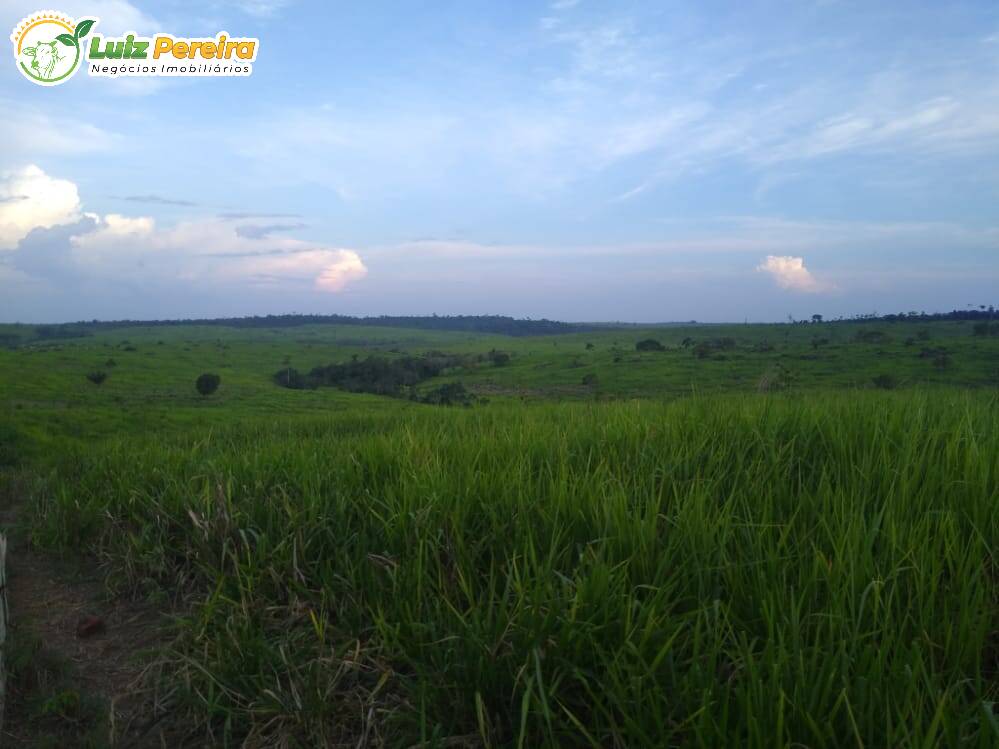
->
30;392;999;747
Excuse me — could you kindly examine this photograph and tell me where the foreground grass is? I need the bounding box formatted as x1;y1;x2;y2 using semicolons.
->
25;391;999;747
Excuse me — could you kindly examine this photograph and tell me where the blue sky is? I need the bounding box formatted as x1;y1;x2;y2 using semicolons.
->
1;0;998;322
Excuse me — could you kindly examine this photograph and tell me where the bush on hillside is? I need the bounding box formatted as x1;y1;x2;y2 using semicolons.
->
420;382;473;406
196;373;221;396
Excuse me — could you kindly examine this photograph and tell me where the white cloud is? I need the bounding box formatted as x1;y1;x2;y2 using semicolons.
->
79;213;155;242
314;251;368;291
67;215;367;293
757;255;830;293
0;165;81;250
0;106;117;165
0;167;366;295
235;249;368;291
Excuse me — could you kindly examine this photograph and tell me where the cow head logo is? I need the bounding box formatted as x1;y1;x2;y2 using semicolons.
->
11;12;96;86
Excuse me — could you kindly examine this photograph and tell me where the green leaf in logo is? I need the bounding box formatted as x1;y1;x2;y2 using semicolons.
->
56;33;76;47
74;19;95;39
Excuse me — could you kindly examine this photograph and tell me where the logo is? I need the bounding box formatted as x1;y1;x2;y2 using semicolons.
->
11;11;95;85
11;10;258;85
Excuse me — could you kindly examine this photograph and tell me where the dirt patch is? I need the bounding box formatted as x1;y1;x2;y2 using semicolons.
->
1;494;184;747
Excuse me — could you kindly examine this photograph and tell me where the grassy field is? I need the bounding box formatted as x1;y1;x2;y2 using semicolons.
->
1;319;997;747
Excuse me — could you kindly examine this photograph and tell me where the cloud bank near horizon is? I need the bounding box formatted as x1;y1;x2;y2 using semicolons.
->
1;164;995;324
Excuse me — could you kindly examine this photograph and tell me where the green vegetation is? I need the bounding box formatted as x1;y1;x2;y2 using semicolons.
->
195;372;222;397
3;628;109;748
1;317;997;746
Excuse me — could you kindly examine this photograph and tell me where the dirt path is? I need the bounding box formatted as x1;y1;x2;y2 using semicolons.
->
1;491;182;747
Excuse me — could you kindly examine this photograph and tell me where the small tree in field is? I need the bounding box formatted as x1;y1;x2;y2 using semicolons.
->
196;373;221;397
86;370;107;385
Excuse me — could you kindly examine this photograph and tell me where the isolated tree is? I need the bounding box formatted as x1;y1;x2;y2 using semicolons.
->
811;314;823;323
86;370;107;385
636;338;665;352
196;373;221;397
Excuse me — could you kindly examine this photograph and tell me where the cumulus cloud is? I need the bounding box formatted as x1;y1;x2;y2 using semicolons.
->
757;255;830;293
1;168;367;300
65;214;367;293
314;250;368;291
0;166;81;250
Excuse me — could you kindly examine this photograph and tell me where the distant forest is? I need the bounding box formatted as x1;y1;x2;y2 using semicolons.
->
1;307;995;347
15;314;600;342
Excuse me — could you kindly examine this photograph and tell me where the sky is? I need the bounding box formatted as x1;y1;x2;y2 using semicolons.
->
1;0;998;323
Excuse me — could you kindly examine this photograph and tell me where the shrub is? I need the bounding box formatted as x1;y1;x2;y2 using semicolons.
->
86;371;107;385
274;367;315;390
582;373;599;387
872;374;897;390
489;350;511;367
277;353;481;397
420;382;472;406
636;338;664;352
104;358;117;368
196;373;221;397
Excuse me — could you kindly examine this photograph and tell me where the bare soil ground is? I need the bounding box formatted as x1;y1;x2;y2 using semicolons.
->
0;483;185;748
